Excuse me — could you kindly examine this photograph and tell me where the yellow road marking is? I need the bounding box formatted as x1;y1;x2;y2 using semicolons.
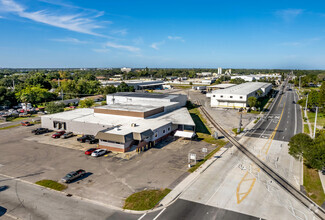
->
236;95;286;204
236;171;256;204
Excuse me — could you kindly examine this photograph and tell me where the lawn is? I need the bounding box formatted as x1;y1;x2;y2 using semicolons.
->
303;164;325;206
35;180;67;191
303;124;310;134
0;124;21;130
123;189;171;211
186;101;227;146
307;111;325;128
7;114;37;122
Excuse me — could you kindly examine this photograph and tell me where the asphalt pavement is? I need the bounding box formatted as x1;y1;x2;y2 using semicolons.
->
246;88;302;141
0;174;140;220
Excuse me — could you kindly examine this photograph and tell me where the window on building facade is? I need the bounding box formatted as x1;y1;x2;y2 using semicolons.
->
213;95;215;97
163;129;166;134
220;95;223;98
230;96;233;98
167;127;171;131
240;96;243;99
154;132;158;138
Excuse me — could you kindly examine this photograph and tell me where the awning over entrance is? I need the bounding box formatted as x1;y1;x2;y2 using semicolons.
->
174;130;196;139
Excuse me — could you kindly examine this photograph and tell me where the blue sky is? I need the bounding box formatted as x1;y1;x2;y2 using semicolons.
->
0;0;324;69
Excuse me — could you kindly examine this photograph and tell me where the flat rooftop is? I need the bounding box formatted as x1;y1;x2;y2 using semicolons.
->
211;82;272;95
95;103;161;113
113;92;178;99
208;84;236;89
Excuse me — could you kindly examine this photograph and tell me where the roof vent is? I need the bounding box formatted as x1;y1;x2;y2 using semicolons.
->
114;127;121;131
131;123;137;127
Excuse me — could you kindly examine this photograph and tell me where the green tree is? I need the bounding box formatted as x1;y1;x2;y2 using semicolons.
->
247;96;257;107
79;98;95;108
288;133;314;160
15;86;56;105
308;90;320;109
45;102;65;114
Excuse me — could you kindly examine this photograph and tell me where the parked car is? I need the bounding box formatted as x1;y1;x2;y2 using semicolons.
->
61;132;74;139
91;149;107;157
77;135;94;143
61;169;86;183
85;148;99;155
51;130;66;138
32;128;49;135
21;121;31;126
85;135;99;144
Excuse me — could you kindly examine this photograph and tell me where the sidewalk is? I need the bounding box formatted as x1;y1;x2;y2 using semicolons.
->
159;146;229;207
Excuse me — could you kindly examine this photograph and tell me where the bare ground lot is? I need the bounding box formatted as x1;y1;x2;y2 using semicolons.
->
0;125;216;208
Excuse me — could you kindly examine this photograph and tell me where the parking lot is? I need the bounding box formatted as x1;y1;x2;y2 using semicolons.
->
0;124;216;208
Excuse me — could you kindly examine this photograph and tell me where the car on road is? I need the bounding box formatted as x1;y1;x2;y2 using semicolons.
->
21;121;31;126
91;149;107;157
61;132;74;139
51;130;65;138
292;101;296;104
85;148;99;155
322;170;325;175
32;128;50;135
61;169;86;183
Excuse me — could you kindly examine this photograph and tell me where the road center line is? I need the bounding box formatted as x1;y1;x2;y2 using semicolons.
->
153;208;166;220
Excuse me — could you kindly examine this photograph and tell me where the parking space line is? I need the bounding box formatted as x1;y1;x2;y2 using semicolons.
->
153;208;166;220
138;213;147;220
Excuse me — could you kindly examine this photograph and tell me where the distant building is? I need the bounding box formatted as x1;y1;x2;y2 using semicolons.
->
197;72;212;77
225;69;231;75
121;67;132;73
218;67;222;75
101;80;165;90
209;82;272;108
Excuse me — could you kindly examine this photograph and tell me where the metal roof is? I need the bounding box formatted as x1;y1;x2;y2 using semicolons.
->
211;82;272;95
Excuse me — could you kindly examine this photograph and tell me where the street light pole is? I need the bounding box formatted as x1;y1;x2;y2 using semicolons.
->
305;94;308;117
313;107;318;138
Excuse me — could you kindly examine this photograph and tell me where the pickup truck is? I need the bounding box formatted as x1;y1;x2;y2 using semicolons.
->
61;169;86;183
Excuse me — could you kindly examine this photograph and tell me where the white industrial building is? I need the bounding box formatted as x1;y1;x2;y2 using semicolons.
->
41;93;195;153
100;80;165;90
209;82;272;108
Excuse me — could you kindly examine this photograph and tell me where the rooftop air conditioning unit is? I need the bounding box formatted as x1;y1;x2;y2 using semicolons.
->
131;123;137;127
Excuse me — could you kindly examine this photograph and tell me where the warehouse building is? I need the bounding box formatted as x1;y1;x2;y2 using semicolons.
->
210;82;272;108
41;93;195;152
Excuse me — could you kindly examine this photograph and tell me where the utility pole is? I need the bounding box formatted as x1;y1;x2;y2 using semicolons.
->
237;112;242;134
313;107;318;138
305;94;308;117
12;79;15;90
299;76;301;90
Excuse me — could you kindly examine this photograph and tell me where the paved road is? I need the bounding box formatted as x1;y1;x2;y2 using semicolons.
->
246;86;302;141
141;199;261;220
0;174;140;220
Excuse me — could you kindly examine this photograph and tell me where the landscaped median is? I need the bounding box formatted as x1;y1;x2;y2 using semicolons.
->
35;180;67;191
123;188;171;211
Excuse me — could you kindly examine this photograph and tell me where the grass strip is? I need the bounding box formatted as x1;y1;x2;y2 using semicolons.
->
0;124;21;130
123;189;171;211
303;124;310;134
188;145;223;173
303;164;325;206
35;179;67;191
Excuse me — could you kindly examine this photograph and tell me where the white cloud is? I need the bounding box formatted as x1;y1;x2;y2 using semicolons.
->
0;0;106;36
168;36;184;42
52;37;88;44
105;42;140;52
276;9;303;22
92;48;110;53
110;29;128;36
150;41;165;50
